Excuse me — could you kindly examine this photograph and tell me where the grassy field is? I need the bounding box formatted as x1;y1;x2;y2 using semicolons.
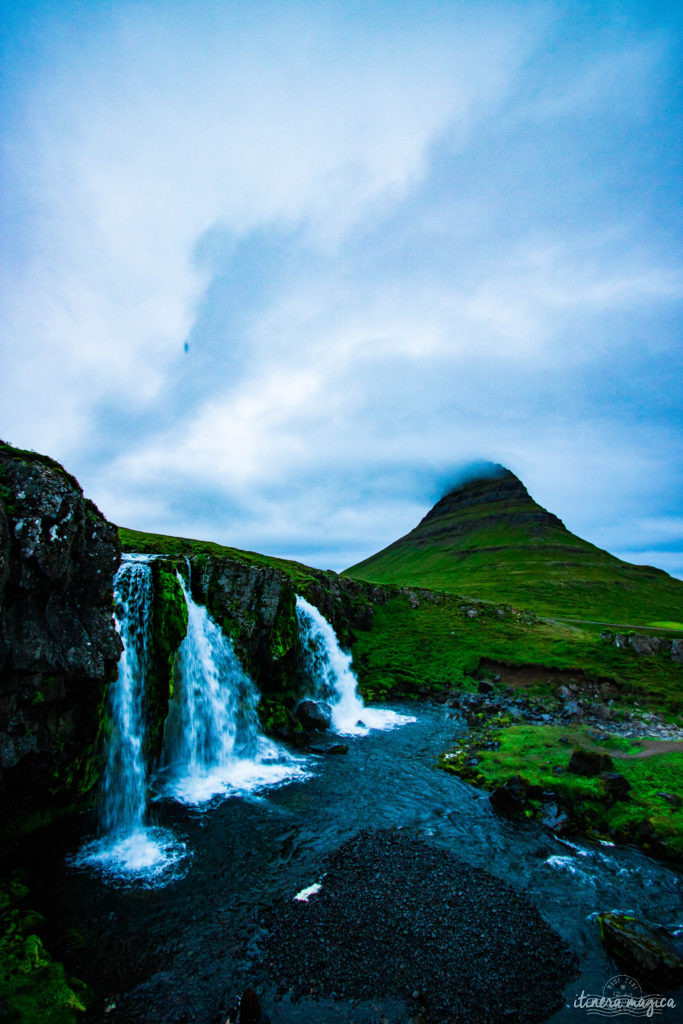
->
441;723;683;861
350;593;683;716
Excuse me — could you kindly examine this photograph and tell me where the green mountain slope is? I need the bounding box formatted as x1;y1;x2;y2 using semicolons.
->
345;465;683;624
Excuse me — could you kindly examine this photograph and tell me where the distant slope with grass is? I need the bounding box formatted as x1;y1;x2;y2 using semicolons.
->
345;464;683;624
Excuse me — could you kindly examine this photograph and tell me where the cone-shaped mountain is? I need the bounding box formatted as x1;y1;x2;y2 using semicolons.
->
345;464;683;624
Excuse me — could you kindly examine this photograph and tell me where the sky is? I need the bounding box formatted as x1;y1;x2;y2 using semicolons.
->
1;0;682;576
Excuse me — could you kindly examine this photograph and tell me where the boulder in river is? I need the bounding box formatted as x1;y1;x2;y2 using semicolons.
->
308;742;349;756
597;912;683;986
541;802;571;835
295;699;333;732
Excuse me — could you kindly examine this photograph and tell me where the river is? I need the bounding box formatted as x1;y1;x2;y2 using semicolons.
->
35;701;681;1023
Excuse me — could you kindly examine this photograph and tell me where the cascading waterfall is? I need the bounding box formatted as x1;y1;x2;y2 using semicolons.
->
101;555;152;835
72;555;187;883
161;572;308;805
295;595;414;735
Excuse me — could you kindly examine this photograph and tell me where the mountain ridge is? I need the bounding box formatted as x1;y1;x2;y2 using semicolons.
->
345;463;682;623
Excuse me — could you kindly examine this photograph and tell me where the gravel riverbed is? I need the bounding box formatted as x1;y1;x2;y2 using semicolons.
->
256;828;577;1024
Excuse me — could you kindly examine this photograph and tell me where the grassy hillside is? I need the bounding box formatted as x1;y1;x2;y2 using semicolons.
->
118;526;327;588
120;526;682;716
345;466;683;625
351;591;682;717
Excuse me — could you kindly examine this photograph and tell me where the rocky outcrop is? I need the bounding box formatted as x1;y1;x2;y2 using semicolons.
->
598;912;683;985
602;630;682;664
295;699;333;732
567;747;613;776
0;443;121;837
181;554;380;709
186;556;300;701
145;559;188;762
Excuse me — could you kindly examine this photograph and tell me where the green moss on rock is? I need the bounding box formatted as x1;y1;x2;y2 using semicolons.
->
0;877;87;1024
144;560;188;761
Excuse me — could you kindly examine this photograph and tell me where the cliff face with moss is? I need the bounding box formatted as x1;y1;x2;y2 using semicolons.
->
152;553;381;733
0;444;122;838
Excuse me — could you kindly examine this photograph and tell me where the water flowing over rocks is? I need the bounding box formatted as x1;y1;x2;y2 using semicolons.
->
0;445;121;835
184;556;380;704
256;828;577;1024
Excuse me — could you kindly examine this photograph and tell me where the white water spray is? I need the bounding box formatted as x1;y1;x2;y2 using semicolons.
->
295;596;414;735
161;572;308;805
72;556;187;884
101;556;151;835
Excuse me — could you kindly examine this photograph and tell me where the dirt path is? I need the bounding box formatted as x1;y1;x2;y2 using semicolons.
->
584;738;683;759
548;617;683;636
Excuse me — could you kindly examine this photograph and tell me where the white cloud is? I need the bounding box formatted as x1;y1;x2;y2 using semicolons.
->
1;2;681;574
1;1;537;454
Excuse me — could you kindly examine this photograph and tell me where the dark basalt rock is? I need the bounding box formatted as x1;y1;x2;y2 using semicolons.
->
308;742;348;756
541;802;571;835
295;699;333;732
598;912;683;986
0;443;122;837
568;747;614;777
489;774;531;818
601;771;631;805
657;791;682;809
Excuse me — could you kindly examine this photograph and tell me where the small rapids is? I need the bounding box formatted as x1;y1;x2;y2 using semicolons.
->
295;595;414;735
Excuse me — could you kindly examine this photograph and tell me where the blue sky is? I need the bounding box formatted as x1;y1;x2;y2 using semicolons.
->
1;1;682;575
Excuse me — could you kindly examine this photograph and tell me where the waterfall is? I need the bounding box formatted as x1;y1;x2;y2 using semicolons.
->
72;555;187;883
295;596;414;735
161;572;308;805
101;556;152;834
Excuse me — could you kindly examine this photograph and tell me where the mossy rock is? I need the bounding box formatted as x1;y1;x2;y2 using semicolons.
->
598;911;683;986
144;560;188;761
0;878;87;1023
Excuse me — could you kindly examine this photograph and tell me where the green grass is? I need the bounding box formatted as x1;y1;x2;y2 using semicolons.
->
443;724;683;860
350;592;683;716
118;526;328;589
649;621;683;631
349;540;683;626
599;735;645;754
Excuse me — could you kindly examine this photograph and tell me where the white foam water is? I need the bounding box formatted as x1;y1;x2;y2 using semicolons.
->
161;572;309;805
73;556;188;885
71;826;189;887
295;595;415;736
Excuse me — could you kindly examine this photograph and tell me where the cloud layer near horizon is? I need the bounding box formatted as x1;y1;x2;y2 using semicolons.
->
1;1;682;575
